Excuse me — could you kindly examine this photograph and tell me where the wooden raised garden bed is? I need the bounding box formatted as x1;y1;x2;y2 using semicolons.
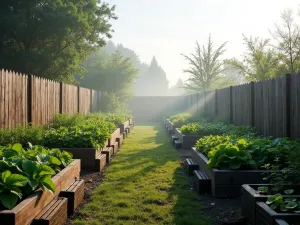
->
175;128;202;149
118;120;131;133
190;148;267;198
59;148;106;172
242;184;300;225
101;147;113;163
256;202;300;225
0;159;81;225
31;197;68;225
108;128;121;147
59;179;85;216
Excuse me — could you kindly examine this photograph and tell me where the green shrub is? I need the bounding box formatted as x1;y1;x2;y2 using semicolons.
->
180;121;255;136
48;114;85;129
44;117;115;148
0;124;45;147
0;143;73;209
196;135;296;170
169;113;192;126
100;92;130;114
87;112;131;127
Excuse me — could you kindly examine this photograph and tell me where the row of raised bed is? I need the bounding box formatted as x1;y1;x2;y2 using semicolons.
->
0;113;134;225
164;113;300;225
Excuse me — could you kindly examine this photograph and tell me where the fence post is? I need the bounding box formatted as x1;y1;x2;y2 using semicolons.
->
204;91;207;117
230;86;233;124
77;86;80;113
250;81;255;127
90;89;93;113
59;82;63;114
286;74;291;137
27;75;32;124
215;89;218;118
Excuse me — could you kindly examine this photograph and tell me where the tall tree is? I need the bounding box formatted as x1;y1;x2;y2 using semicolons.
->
80;50;138;100
181;35;227;92
0;0;117;83
270;9;300;73
141;56;169;96
228;35;285;81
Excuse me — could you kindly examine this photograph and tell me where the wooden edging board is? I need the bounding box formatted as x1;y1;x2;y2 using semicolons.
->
0;159;81;225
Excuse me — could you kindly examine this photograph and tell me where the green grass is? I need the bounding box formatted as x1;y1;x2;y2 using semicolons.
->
71;124;210;225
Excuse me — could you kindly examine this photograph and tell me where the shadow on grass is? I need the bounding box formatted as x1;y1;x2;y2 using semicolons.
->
77;123;210;225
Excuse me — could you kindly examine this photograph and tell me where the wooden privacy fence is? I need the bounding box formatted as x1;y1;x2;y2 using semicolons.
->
0;69;102;128
187;74;300;139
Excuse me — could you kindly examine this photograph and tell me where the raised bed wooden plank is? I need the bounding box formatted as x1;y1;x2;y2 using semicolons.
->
59;179;84;216
171;135;178;145
193;170;211;194
175;128;202;149
0;160;80;225
31;197;68;225
59;148;97;171
174;140;182;149
125;126;131;134
184;158;199;176
116;135;123;147
101;147;113;163
110;142;119;155
256;202;300;225
118;120;130;133
125;128;129;137
108;128;121;146
190;147;268;198
95;153;106;172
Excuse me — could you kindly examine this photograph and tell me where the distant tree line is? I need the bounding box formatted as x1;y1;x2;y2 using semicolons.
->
182;7;300;92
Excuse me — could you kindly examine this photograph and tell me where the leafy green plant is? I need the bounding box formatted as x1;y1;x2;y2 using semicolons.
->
0;124;46;147
180;121;255;136
0;170;28;209
258;186;269;194
44;118;114;148
207;141;257;170
0;143;73;209
266;191;300;213
169;113;192;126
195;135;234;156
48;114;85;129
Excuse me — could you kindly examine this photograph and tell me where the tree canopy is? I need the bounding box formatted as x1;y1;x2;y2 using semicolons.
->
181;35;227;92
0;0;117;83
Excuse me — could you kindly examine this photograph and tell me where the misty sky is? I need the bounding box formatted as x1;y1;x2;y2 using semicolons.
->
107;0;299;86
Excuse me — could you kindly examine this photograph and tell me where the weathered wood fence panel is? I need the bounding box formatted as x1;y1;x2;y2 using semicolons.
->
0;69;101;128
216;88;231;122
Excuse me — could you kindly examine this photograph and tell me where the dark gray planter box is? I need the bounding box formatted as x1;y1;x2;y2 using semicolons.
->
175;128;202;149
242;184;300;225
256;202;300;225
166;119;184;133
190;148;267;198
275;219;289;225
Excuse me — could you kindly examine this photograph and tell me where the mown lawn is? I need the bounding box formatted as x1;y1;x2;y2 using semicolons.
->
71;124;210;225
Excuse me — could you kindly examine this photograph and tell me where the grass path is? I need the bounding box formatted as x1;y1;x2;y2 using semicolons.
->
72;124;210;225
